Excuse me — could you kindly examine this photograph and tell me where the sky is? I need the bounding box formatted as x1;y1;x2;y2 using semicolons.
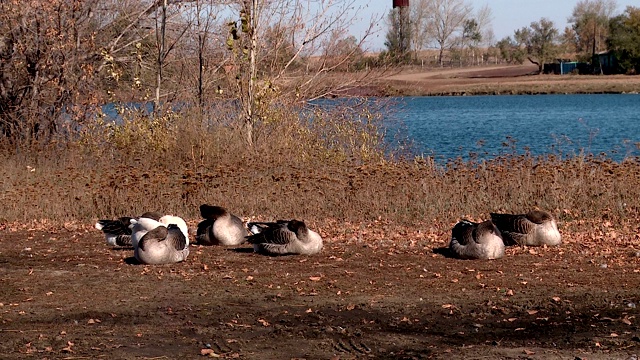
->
350;0;638;52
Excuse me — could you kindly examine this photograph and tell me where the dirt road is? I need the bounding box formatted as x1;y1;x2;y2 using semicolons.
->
1;223;639;359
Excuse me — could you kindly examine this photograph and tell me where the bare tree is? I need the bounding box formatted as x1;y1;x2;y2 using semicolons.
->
427;0;473;66
226;0;380;145
568;0;618;60
410;0;434;61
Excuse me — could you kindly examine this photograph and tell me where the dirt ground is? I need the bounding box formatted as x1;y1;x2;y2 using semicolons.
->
1;221;639;360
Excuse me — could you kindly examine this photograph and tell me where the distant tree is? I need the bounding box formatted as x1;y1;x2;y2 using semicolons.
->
461;19;481;64
568;0;617;60
409;0;433;60
496;36;525;64
607;6;640;74
429;0;473;66
383;6;412;64
516;18;559;74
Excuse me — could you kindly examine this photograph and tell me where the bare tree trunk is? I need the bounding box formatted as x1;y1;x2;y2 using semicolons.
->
244;0;258;147
155;0;168;113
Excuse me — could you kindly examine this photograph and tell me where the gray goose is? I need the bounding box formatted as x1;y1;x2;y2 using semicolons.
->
134;223;190;265
449;219;505;260
95;211;162;247
130;215;190;250
196;204;247;246
246;220;323;255
490;210;561;246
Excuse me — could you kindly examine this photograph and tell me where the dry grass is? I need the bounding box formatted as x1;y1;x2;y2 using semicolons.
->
0;100;638;237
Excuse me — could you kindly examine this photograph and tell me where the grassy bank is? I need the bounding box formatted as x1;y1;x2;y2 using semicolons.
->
1;102;638;235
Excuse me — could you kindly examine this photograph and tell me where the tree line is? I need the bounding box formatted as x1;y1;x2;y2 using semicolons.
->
0;0;379;147
383;0;640;75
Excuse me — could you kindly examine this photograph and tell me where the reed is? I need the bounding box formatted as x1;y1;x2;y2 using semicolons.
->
0;103;638;235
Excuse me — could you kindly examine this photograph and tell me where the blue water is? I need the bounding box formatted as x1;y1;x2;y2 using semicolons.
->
386;94;640;162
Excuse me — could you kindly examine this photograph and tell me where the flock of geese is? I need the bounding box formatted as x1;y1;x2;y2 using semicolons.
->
94;204;324;265
95;205;561;265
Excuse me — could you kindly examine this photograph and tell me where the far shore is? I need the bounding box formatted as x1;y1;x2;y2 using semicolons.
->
337;63;640;97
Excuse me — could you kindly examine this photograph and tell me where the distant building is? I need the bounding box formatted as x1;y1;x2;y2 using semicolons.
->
594;51;618;75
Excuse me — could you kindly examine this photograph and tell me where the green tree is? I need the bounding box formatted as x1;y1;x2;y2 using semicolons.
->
384;7;412;64
607;6;640;74
515;18;559;74
496;36;525;64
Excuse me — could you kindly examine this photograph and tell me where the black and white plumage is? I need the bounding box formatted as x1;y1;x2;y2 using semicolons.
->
94;211;163;247
134;223;190;265
95;217;133;246
490;210;561;246
449;219;505;260
246;220;323;256
196;204;247;246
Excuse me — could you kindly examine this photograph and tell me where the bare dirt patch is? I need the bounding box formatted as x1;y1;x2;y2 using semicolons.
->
1;222;639;359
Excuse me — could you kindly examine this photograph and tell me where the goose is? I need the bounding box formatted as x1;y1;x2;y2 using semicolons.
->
246;220;323;256
196;204;247;246
490;210;561;246
449;219;505;260
95;211;162;247
134;223;190;265
130;214;189;249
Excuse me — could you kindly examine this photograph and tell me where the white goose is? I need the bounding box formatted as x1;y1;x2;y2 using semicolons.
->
490;210;561;246
449;219;505;260
196;204;247;246
246;220;323;256
95;212;162;247
134;223;190;265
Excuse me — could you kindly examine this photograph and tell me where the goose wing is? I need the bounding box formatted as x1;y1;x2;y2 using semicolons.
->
246;222;296;245
138;225;168;251
95;217;133;235
490;213;532;245
166;225;188;251
490;213;536;233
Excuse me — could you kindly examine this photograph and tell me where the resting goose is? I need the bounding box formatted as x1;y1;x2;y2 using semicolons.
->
490;210;561;246
196;204;247;246
134;223;190;265
449;219;505;260
130;214;189;250
95;211;162;247
246;220;323;256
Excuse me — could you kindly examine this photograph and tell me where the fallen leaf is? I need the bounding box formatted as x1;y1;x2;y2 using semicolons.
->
527;310;538;315
523;349;535;355
200;348;220;357
258;319;270;327
309;276;322;281
552;296;561;302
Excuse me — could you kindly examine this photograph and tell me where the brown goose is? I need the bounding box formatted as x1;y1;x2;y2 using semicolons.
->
196;204;247;246
134;223;190;265
490;210;561;246
246;220;323;256
449;219;505;260
95;211;162;247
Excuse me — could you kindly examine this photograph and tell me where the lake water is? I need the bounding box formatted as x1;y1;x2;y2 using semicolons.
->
385;94;640;162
